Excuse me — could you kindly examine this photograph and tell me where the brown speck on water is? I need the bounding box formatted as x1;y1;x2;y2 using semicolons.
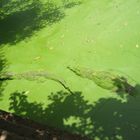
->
137;10;140;14
120;44;123;48
49;47;54;50
34;56;41;60
124;22;128;26
86;39;90;43
24;91;30;95
136;44;139;48
61;34;65;38
91;39;94;42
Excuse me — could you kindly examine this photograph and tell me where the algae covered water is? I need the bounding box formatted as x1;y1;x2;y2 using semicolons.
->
0;0;140;139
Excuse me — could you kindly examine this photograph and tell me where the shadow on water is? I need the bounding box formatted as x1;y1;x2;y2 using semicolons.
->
9;84;140;140
0;0;83;45
112;76;138;98
0;0;64;45
62;0;82;8
0;49;7;98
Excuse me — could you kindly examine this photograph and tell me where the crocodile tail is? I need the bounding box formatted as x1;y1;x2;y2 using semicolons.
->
0;72;14;81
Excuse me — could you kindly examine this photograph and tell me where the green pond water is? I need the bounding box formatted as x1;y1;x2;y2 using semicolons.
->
0;0;140;139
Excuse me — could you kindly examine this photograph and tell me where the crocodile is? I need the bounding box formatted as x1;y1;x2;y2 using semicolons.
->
67;66;135;95
0;71;73;94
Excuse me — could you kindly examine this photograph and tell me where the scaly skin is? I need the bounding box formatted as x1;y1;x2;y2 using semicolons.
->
67;66;134;94
0;71;73;94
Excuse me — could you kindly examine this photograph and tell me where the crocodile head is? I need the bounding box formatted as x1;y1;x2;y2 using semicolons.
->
67;66;94;79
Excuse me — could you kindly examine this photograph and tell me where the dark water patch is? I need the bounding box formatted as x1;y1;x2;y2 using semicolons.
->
0;49;7;98
0;0;65;45
9;88;140;139
0;0;83;45
62;0;82;9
